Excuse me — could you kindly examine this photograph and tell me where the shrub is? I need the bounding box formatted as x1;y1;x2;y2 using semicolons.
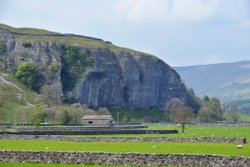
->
60;45;94;93
15;62;37;90
22;41;32;48
32;104;46;127
48;62;60;78
0;40;6;54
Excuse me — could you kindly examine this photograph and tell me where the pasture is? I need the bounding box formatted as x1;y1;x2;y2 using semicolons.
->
63;125;250;140
147;124;250;139
1;125;250;166
0;140;249;156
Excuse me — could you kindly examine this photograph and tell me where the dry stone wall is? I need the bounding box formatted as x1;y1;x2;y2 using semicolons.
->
0;151;249;167
0;129;177;135
0;134;245;143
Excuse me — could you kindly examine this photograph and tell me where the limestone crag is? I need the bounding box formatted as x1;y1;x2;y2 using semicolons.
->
0;24;196;109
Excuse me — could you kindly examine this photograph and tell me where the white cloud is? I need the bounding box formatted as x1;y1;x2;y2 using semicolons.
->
170;0;219;22
1;0;250;66
114;0;169;23
113;0;222;23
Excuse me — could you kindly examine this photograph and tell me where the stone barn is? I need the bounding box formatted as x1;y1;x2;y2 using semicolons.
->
81;115;114;126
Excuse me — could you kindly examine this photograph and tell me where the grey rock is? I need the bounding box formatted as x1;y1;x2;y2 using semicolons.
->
0;26;196;109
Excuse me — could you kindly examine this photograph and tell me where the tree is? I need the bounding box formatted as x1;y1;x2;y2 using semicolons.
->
69;103;96;124
15;62;37;90
198;97;223;122
32;104;46;127
225;103;239;122
165;98;194;133
40;84;63;106
61;110;72;125
197;105;212;122
209;98;223;121
203;95;210;102
172;106;194;133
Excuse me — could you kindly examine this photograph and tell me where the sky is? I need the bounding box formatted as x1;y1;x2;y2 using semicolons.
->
0;0;250;66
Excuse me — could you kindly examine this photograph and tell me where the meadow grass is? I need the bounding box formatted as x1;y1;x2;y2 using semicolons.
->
147;125;250;138
62;125;250;141
0;140;249;157
11;125;250;141
238;113;250;122
0;162;177;167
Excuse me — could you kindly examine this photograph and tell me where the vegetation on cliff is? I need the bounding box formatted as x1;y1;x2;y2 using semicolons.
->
0;23;234;125
60;45;94;93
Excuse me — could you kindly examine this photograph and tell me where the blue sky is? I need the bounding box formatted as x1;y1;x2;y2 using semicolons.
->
0;0;250;66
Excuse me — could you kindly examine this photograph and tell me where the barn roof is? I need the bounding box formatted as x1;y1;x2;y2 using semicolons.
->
82;115;113;120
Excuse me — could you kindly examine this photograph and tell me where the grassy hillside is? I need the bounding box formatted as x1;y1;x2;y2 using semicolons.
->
0;23;59;35
175;61;250;113
0;70;41;123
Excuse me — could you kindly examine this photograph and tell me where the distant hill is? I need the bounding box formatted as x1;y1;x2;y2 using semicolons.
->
175;61;250;113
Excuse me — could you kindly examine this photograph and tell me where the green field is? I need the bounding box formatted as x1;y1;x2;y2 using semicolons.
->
0;140;249;157
1;125;250;167
60;125;250;140
147;125;250;138
10;125;250;140
238;113;250;122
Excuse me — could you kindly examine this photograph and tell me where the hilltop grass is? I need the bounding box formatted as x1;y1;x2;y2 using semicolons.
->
0;23;152;55
15;35;137;54
0;140;249;157
0;23;59;35
0;23;129;53
0;163;178;167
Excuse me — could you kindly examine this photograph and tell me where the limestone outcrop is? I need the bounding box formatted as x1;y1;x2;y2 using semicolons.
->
0;24;197;109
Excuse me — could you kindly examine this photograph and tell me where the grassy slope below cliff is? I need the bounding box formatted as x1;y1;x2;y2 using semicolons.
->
0;70;41;123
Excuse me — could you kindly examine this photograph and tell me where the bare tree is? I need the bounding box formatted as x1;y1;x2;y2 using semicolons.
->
172;106;194;133
40;84;63;106
165;98;194;133
69;103;96;124
198;97;223;122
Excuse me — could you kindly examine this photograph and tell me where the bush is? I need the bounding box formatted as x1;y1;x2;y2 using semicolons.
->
15;62;37;90
48;62;60;78
60;45;94;93
22;41;32;48
32;104;46;127
0;40;6;54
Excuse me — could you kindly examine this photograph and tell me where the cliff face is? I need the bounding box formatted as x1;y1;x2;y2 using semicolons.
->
0;24;195;109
